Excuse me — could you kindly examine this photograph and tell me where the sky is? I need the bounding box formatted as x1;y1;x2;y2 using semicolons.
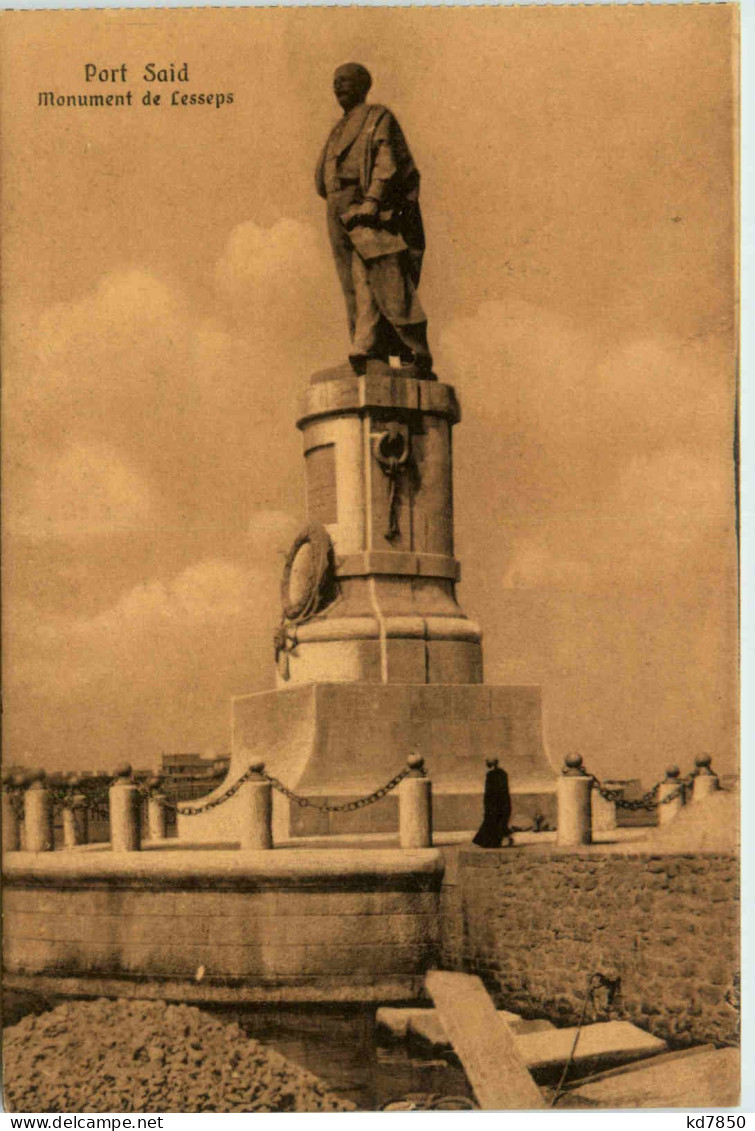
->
1;4;738;783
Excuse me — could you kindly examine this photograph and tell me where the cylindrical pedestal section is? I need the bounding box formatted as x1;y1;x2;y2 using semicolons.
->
658;768;684;826
62;806;81;848
24;782;54;852
557;757;592;846
591;786;617;834
239;777;273;850
109;777;142;852
148;794;168;840
399;772;432;849
2;791;20;852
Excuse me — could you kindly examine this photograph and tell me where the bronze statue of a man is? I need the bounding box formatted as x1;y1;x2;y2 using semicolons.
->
315;63;432;376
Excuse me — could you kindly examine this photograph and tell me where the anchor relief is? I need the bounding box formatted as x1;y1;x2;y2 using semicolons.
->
372;421;410;542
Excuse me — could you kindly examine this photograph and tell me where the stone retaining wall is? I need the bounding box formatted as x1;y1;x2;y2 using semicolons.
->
3;846;443;1002
441;848;739;1047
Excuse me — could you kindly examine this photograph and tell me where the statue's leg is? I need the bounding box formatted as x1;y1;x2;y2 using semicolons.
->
395;322;433;371
350;251;382;360
368;253;432;370
326;201;357;337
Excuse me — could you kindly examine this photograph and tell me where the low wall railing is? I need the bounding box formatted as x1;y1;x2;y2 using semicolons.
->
557;752;722;847
1;755;433;855
3;751;723;856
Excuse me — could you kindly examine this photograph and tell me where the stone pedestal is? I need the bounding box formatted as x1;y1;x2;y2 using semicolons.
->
2;791;20;852
177;682;557;842
282;371;482;687
658;769;684;825
399;772;432;849
147;794;168;840
239;777;273;850
24;782;54;853
109;778;142;852
591;786;617;833
692;773;719;802
176;369;558;845
557;762;592;847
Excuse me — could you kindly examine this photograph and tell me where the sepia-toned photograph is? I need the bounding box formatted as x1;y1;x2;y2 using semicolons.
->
1;3;740;1113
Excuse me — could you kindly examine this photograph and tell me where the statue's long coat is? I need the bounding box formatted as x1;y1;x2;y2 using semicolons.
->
315;103;427;346
315;102;425;263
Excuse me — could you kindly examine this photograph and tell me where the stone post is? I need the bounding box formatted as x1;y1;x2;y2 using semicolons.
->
239;763;273;850
2;777;21;852
591;784;617;834
691;754;720;802
72;793;89;845
657;766;684;825
147;784;168;841
62;805;78;848
399;755;432;848
24;774;55;852
109;765;142;852
557;754;592;846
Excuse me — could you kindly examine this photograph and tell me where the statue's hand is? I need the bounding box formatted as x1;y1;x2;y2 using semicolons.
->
354;199;380;223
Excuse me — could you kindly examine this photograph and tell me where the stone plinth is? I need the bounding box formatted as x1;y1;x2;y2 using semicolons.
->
177;681;558;842
3;845;442;1003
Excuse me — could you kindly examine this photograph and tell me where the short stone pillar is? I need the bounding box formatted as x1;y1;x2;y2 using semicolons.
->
72;794;89;845
657;766;684;825
109;765;142;852
692;754;720;801
591;784;617;834
399;755;432;848
2;778;21;852
62;805;79;848
147;785;169;841
239;763;273;850
557;754;592;846
24;775;55;852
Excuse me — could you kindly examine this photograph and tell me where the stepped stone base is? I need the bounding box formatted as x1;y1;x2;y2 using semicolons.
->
177;681;557;842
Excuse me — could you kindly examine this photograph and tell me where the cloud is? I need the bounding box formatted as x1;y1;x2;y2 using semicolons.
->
6;441;156;541
444;298;734;592
246;509;301;558
4;264;310;534
4;555;283;768
215;218;327;305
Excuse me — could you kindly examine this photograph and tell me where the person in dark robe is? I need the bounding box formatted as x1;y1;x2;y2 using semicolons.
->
473;758;513;848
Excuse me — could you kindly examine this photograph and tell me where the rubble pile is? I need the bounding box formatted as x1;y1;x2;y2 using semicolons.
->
3;999;356;1113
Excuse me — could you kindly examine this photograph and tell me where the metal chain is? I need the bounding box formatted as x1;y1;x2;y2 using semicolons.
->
5;788;25;821
260;766;414;813
586;771;693;811
587;773;661;811
135;761;416;819
172;766;260;816
76;780;112;820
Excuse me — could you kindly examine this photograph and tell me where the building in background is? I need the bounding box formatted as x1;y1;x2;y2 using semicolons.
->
160;753;231;803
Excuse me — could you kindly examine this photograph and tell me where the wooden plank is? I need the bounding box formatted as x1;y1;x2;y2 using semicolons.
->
425;970;545;1110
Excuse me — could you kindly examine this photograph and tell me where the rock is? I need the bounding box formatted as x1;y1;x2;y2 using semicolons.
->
516;1020;666;1073
377;1006;554;1052
426;971;546;1110
3;999;355;1113
564;1046;739;1108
